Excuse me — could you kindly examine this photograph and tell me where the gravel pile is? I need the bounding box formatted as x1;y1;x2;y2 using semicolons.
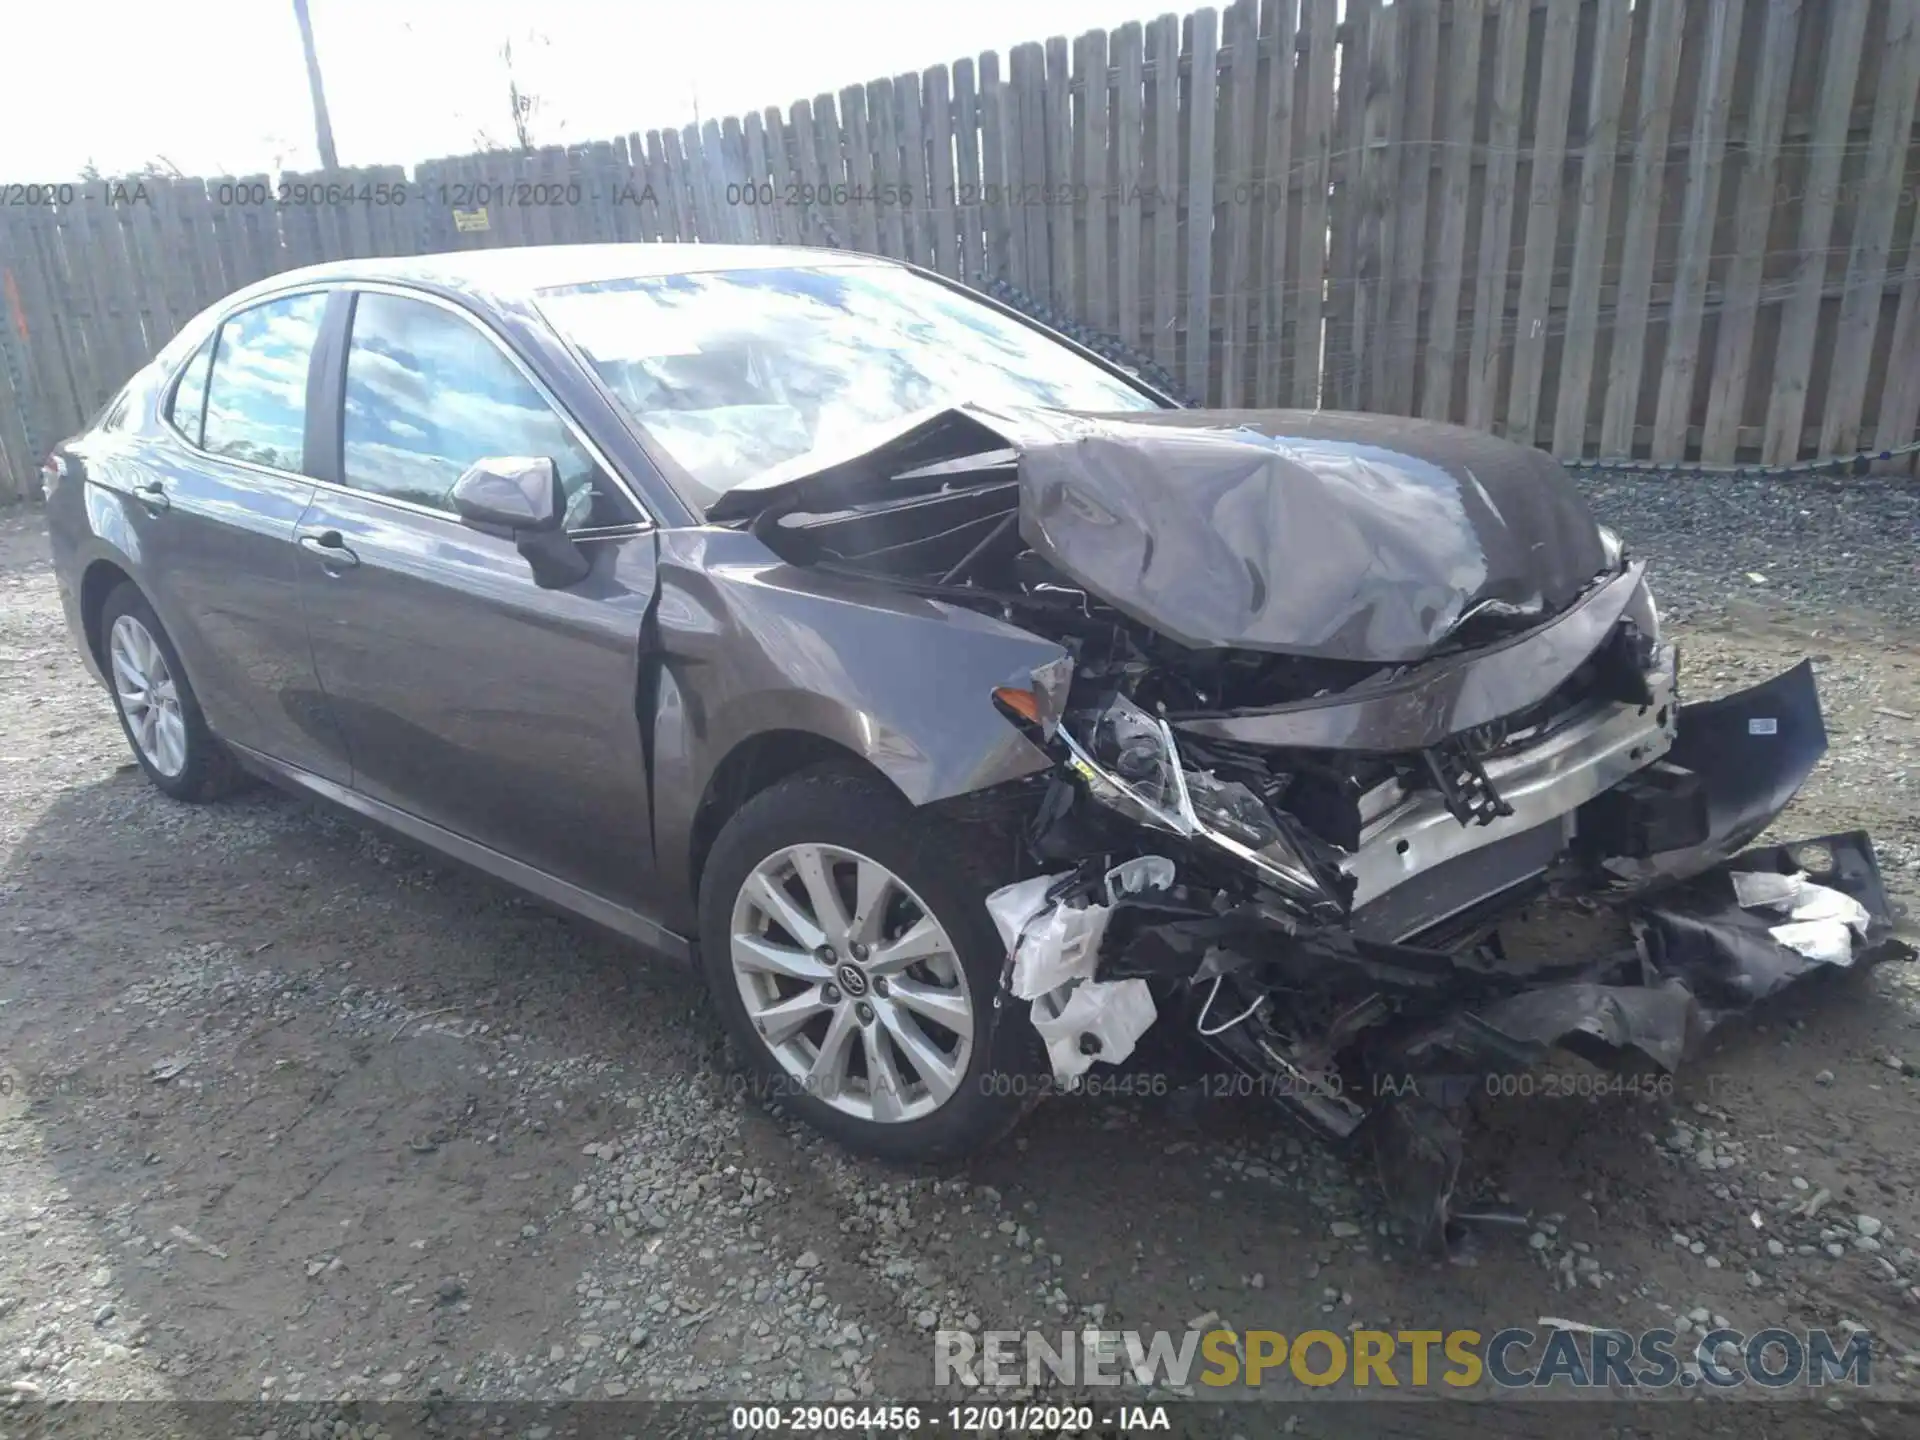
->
1580;472;1920;627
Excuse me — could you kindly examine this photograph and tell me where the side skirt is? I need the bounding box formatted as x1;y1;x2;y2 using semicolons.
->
227;742;695;965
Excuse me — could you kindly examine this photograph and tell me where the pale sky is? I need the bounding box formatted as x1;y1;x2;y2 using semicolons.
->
5;0;1172;181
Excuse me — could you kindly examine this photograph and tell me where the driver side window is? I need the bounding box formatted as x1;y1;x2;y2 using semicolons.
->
340;291;620;528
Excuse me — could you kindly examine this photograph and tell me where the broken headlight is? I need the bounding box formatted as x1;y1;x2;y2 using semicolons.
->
1061;693;1327;905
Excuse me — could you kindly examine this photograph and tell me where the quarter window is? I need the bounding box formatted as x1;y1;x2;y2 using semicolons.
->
167;335;215;446
341;292;611;526
201;293;326;471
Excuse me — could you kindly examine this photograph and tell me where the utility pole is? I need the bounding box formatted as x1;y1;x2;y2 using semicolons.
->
292;0;340;170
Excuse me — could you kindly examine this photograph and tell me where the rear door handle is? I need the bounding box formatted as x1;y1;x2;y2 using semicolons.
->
131;481;169;512
299;530;360;569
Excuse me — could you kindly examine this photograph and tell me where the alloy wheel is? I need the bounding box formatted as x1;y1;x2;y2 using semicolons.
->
109;613;188;778
729;843;975;1122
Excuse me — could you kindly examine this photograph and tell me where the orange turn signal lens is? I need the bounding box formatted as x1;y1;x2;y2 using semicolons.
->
992;686;1043;723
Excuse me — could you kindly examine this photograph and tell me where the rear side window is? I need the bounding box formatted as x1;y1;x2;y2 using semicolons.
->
341;292;607;523
201;293;327;472
167;337;214;446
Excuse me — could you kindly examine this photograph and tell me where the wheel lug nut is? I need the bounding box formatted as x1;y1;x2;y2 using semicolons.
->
822;984;840;1004
872;977;889;996
855;1001;875;1025
813;945;835;963
849;942;868;961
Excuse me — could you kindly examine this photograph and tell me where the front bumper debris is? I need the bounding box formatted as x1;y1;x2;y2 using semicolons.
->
985;657;1912;1251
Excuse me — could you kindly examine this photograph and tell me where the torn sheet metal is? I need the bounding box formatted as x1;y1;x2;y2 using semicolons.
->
1634;831;1901;1010
1393;832;1904;1086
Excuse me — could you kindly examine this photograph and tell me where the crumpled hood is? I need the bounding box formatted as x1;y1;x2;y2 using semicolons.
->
1007;407;1610;662
710;403;1611;665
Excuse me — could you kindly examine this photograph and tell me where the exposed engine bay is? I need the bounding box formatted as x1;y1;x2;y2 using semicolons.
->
719;404;1914;1249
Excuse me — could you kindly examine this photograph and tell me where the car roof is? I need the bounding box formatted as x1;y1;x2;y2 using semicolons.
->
246;243;898;305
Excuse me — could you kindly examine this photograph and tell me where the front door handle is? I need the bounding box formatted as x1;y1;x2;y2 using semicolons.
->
131;481;169;513
299;530;360;569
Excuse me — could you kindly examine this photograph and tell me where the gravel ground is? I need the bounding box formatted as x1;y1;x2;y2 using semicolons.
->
4;486;1920;1434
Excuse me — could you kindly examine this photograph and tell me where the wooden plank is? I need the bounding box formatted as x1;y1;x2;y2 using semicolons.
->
56;204;112;410
1381;0;1436;416
1818;0;1920;455
1463;0;1528;431
1698;0;1802;461
1254;0;1298;406
1550;0;1635;455
1045;35;1075;308
785;101;824;247
1599;0;1687;456
118;188;177;353
1349;0;1398;411
1506;0;1581;444
622;134;657;240
980;51;1015;281
1650;0;1745;459
663;129;696;240
953;58;986;279
1323;0;1373;409
1218;0;1259;404
712;119;745;243
898;72;932;267
651;131;682;240
1874;209;1920;451
1080;29;1112;331
812;93;849;250
17;209;87;437
740;112;773;244
1184;7;1220;402
925;64;959;276
1013;42;1051;290
1420;0;1483;421
869;77;908;259
1113;22;1146;350
71;200;142;389
1760;0;1870;460
841;84;881;254
1289;0;1337;407
1148;14;1182;376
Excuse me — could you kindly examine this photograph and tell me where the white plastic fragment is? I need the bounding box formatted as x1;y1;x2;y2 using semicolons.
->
1730;868;1870;965
1767;920;1856;967
1730;870;1801;910
984;859;1173;1082
1029;979;1158;1082
983;871;1110;999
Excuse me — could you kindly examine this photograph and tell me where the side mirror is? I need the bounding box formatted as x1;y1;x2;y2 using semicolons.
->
450;456;590;588
451;455;564;532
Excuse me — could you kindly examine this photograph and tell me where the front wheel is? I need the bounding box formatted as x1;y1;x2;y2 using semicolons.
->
697;766;1038;1161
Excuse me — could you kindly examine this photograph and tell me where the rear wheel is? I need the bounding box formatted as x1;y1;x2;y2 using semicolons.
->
698;766;1037;1161
100;582;247;802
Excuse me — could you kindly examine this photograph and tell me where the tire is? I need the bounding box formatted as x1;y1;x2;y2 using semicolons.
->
698;765;1040;1162
99;581;248;802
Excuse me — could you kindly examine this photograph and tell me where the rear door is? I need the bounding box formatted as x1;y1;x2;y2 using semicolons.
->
116;291;350;782
295;286;660;906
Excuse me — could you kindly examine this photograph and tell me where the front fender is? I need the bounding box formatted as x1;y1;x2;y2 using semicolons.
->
646;527;1065;911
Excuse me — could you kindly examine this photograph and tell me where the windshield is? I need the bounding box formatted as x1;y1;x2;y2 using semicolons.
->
536;264;1162;510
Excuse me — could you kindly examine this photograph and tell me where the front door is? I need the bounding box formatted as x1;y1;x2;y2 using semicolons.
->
295;288;659;906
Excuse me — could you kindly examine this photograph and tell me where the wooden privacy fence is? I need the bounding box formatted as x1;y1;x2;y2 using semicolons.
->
3;0;1919;503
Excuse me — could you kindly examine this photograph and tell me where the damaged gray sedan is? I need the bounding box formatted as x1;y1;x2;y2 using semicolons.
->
46;245;1905;1242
